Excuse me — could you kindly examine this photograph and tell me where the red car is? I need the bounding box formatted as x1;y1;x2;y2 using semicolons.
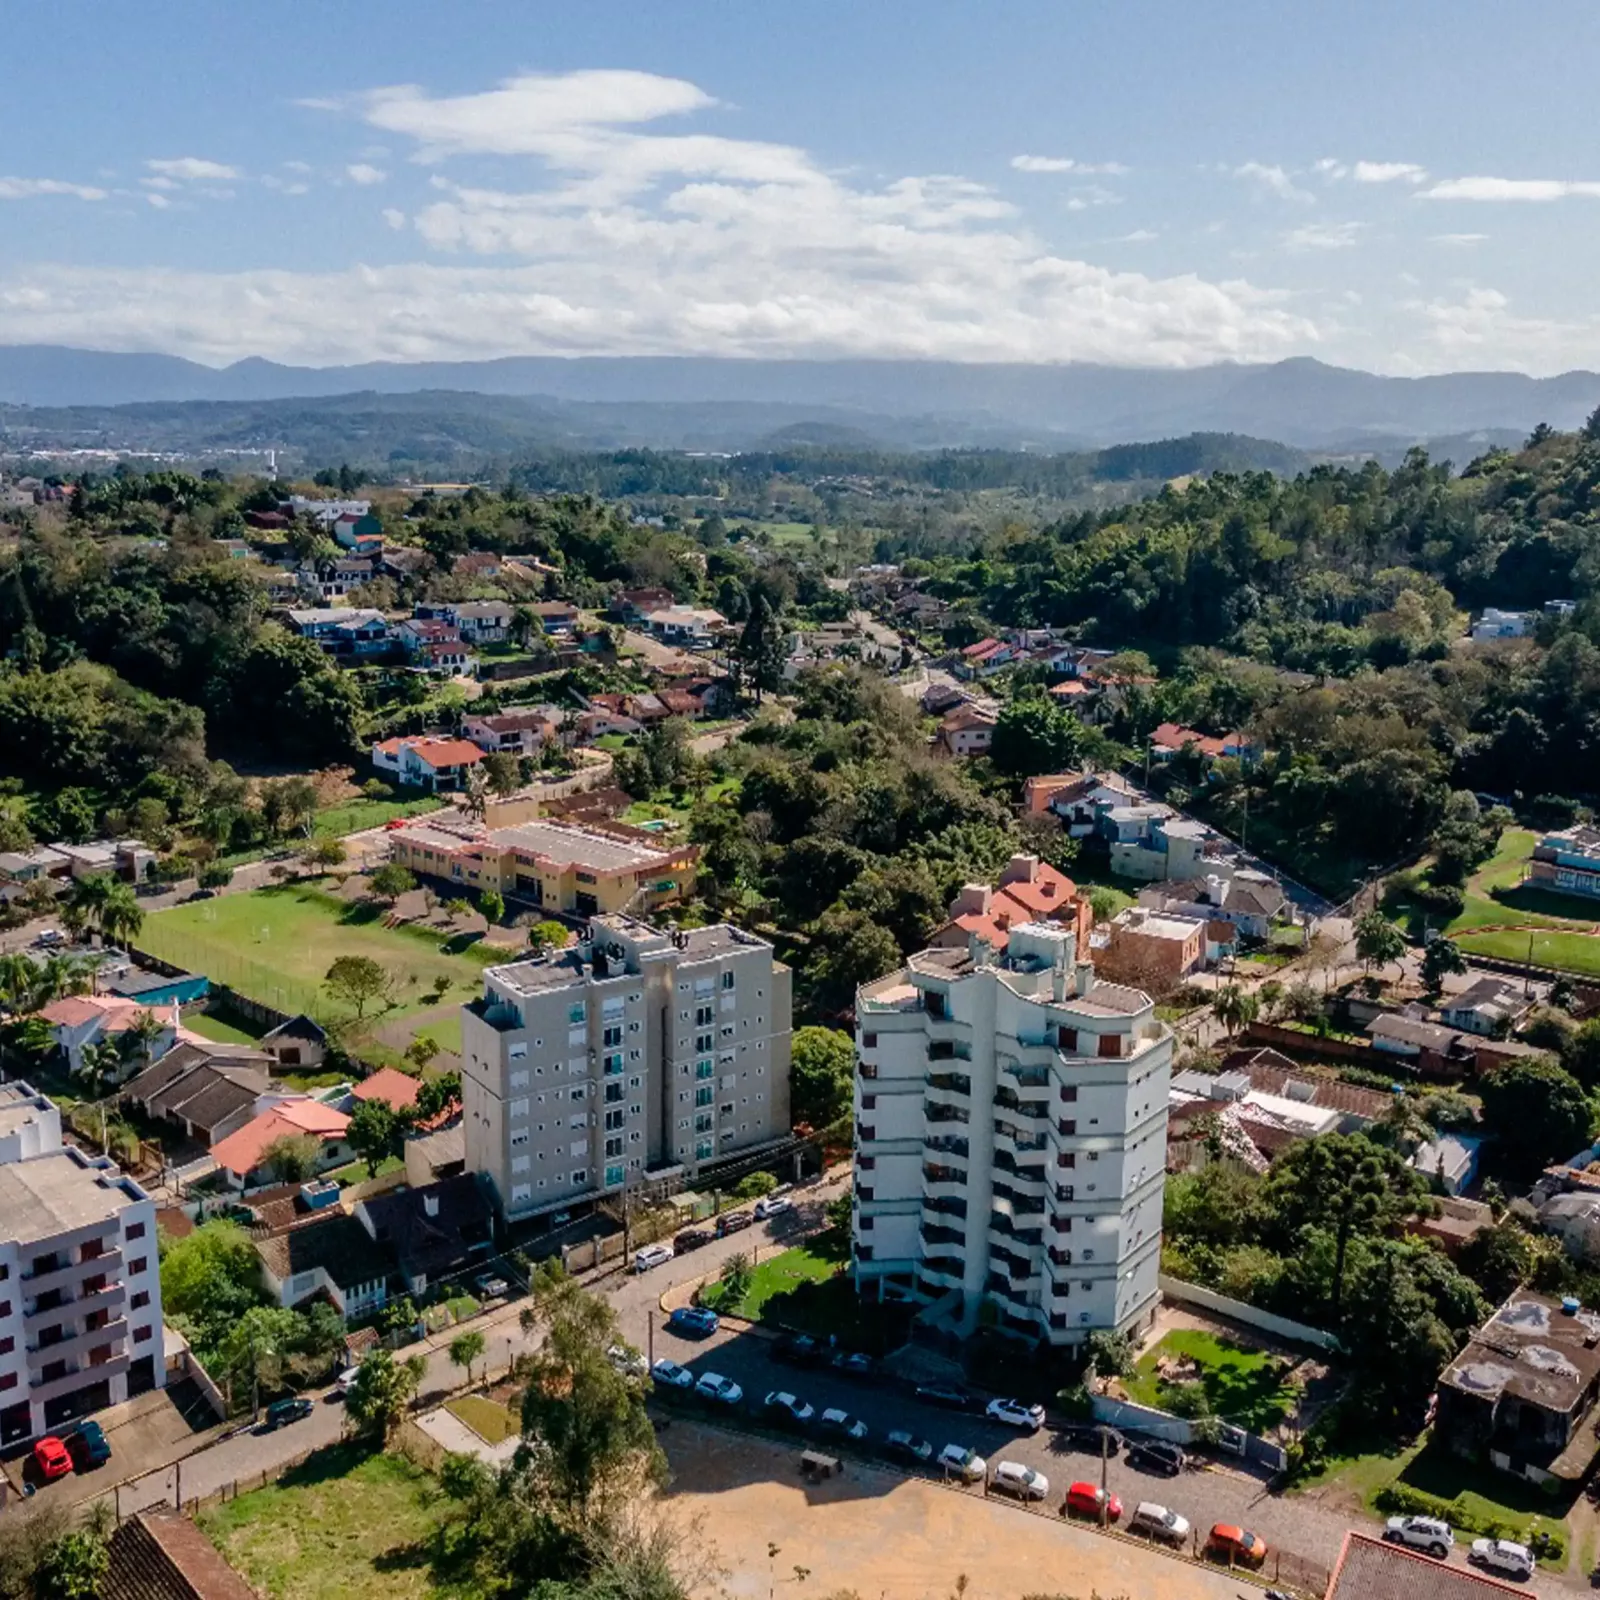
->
1063;1481;1122;1521
32;1436;73;1482
384;818;409;831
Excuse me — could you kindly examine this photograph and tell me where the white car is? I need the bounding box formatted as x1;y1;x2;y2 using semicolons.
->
1129;1502;1190;1545
650;1358;694;1390
985;1397;1046;1431
634;1243;674;1273
1470;1538;1534;1580
754;1194;793;1220
764;1390;815;1425
1385;1515;1454;1558
694;1371;743;1406
989;1460;1049;1501
937;1443;987;1483
334;1366;361;1396
818;1407;869;1441
606;1344;648;1379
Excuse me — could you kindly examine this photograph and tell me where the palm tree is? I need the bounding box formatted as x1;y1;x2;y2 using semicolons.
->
66;874;115;940
98;882;144;950
73;1037;124;1100
124;1008;167;1073
1212;985;1260;1040
460;767;489;825
0;953;36;1010
31;955;95;1007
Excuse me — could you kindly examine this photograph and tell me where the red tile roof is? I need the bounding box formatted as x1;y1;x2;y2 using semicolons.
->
406;738;485;770
210;1100;350;1178
960;637;1002;657
353;1067;421;1112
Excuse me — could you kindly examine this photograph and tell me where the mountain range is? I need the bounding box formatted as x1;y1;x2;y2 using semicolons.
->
2;347;1598;452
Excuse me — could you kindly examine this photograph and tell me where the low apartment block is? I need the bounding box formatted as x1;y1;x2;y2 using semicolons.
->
0;1084;163;1447
853;922;1172;1348
460;915;792;1223
1531;826;1600;900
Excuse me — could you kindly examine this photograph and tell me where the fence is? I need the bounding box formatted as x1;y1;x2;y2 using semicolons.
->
1242;1019;1374;1064
130;934;333;1028
1159;1274;1342;1352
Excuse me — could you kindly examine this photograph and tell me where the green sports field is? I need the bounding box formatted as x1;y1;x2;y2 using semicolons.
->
1442;827;1600;976
140;882;498;1027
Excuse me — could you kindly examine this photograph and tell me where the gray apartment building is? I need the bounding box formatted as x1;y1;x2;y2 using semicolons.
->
459;915;792;1221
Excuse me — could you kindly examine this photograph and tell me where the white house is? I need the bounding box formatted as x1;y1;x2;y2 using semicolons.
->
1471;608;1533;641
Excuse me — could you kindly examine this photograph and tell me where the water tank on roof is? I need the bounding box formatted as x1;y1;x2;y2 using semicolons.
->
299;1179;340;1212
1563;1296;1581;1315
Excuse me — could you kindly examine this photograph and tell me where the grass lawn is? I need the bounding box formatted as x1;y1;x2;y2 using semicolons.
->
140;882;498;1026
199;1444;461;1600
326;1154;405;1186
185;1006;266;1045
1122;1329;1300;1434
313;795;445;839
699;1245;840;1319
446;1395;516;1444
415;1014;463;1055
593;733;632;753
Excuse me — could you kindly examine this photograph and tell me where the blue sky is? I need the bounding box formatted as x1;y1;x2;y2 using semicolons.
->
4;0;1599;373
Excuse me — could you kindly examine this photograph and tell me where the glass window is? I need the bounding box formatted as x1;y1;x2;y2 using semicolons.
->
695;1085;713;1107
605;1164;625;1187
568;1004;586;1024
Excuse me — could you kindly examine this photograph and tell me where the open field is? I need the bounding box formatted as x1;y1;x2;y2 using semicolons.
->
140;881;498;1025
1122;1328;1299;1434
199;1445;461;1600
445;1394;516;1444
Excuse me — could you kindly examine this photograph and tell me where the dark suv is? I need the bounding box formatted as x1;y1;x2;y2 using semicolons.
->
1126;1437;1184;1476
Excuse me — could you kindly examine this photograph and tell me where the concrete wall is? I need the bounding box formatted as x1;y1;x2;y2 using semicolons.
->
1157;1274;1341;1351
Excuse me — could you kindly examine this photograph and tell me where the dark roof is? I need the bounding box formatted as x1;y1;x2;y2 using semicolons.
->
105;1510;258;1600
1221;1047;1394;1120
1440;1289;1600;1419
255;1212;394;1292
358;1173;495;1282
123;1046;270;1134
1443;977;1527;1014
1326;1530;1527;1599
260;1014;327;1047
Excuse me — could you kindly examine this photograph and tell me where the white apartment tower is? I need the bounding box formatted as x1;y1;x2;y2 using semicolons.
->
0;1082;164;1448
852;922;1172;1345
460;915;792;1222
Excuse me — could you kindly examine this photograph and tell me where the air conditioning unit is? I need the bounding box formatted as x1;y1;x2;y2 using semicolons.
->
1078;1311;1091;1324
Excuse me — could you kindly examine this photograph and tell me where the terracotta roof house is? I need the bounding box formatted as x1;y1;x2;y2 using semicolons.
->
210;1099;352;1188
355;1172;496;1297
105;1509;258;1600
352;1066;422;1114
936;702;998;756
932;854;1093;953
1324;1530;1527;1600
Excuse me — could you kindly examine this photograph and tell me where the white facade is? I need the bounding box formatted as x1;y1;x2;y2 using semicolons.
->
0;1084;164;1447
1471;608;1532;641
853;923;1171;1347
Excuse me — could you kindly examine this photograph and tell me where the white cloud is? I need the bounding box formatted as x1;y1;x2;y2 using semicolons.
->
1412;284;1600;368
1353;160;1427;184
1011;154;1127;176
382;207;407;230
1233;162;1313;204
145;192;172;210
141;175;179;192
1313;158;1348;180
262;175;310;195
346;163;387;186
1431;233;1488;246
1283;221;1365;251
1422;175;1600;202
146;157;242;182
1118;229;1159;242
0;176;107;201
284;160;313;175
1064;185;1120;211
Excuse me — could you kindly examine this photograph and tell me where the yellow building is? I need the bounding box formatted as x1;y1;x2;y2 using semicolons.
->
389;815;697;917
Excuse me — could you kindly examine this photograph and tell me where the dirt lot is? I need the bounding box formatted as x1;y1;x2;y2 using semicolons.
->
661;1421;1271;1600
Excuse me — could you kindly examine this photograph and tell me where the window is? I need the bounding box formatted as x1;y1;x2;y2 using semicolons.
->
512;1183;532;1204
696;1060;714;1080
572;1168;589;1184
510;1097;530;1119
570;1086;587;1103
510;1069;530;1090
696;1113;713;1133
1098;1034;1121;1059
125;1221;146;1242
605;1136;624;1158
696;1139;714;1160
0;1373;14;1393
861;1094;877;1111
862;1032;877;1048
628;1104;642;1121
512;1155;530;1174
134;1324;154;1344
128;1258;148;1277
569;1004;587;1024
1057;1026;1077;1052
722;971;735;990
511;1130;530;1148
629;1075;642;1089
695;1086;713;1107
1059;1085;1078;1103
605;1164;625;1187
603;1025;623;1047
570;1141;587;1158
696;1032;714;1053
605;1082;624;1104
605;1109;624;1131
604;1053;624;1075
0;1336;11;1355
509;1042;528;1061
696;1005;714;1026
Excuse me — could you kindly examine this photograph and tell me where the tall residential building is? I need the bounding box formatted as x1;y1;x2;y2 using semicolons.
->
0;1083;164;1448
460;915;792;1223
852;922;1172;1347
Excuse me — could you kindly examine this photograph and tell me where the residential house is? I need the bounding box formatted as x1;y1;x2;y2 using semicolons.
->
532;600;580;636
1367;1013;1479;1077
255;1212;391;1319
36;996;181;1080
1409;1194;1495;1258
1471;607;1534;641
656;686;709;719
452;551;503;579
1538;1192;1600;1264
576;694;643;740
121;1044;273;1146
1023;771;1141;834
285;607;391;661
1046;677;1103;716
1412;1132;1482;1196
453;600;513;644
1138;870;1289;941
954;637;1015;679
1436;1289;1600;1484
1148;723;1261;766
463;709;560;757
613;587;675;623
920;680;968;716
354;1173;497;1298
285;496;372;528
623;691;671;725
932;854;1093;953
1096;907;1206;993
104;1509;259;1600
351;1066;421;1116
423;639;478;676
381;546;430;581
398;616;466;660
1103;809;1238;883
1324;1530;1529;1600
936;702;998;756
1529;825;1600;901
397;737;486;792
405;1119;465;1188
1439;977;1535;1037
640;606;726;648
258;1016;328;1073
50;839;156;883
0;844;71;884
678;675;732;716
331;511;383;551
209;1099;353;1190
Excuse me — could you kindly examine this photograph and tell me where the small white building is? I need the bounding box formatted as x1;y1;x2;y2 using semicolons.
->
1471;608;1533;641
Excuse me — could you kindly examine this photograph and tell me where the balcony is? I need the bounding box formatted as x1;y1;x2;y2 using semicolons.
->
27;1316;129;1367
996;1063;1052;1101
22;1249;124;1307
993;1123;1048;1160
991;1167;1047;1202
923;1134;970;1160
993;1089;1046;1121
924;1070;971;1095
466;996;522;1033
28;1351;129;1401
920;1220;965;1250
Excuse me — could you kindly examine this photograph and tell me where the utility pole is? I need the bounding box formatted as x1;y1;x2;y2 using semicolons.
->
647;1310;654;1366
1099;1426;1109;1527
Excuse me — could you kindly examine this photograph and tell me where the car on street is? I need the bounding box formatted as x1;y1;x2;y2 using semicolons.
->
666;1306;720;1338
1128;1502;1190;1545
990;1461;1050;1501
717;1210;754;1235
1125;1437;1184;1476
1064;1481;1122;1521
607;1344;649;1379
694;1372;743;1406
985;1397;1046;1431
753;1194;793;1220
674;1227;713;1253
474;1271;510;1299
1206;1525;1267;1566
817;1408;869;1442
634;1243;674;1273
33;930;65;948
64;1421;111;1470
384;817;409;830
1469;1539;1535;1580
1384;1515;1454;1558
884;1431;933;1464
264;1397;314;1429
1060;1423;1122;1457
31;1436;73;1482
830;1350;874;1377
651;1358;695;1390
335;1366;362;1397
915;1383;973;1411
774;1333;824;1367
937;1444;986;1483
763;1391;815;1426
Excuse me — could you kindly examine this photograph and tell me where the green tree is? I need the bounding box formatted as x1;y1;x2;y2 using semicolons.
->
1211;985;1260;1039
990;697;1084;778
1458;1220;1535;1303
789;1025;855;1130
1420;936;1468;994
368;862;416;904
735;594;787;703
219;1305;305;1415
479;887;506;924
717;1252;753;1308
482;751;521;799
34;1529;109;1600
324;954;390;1018
262;1133;322;1184
1564;1020;1600;1088
1354;909;1407;977
803;908;901;1018
73;1037;125;1100
1479;1057;1593;1174
733;1171;779;1200
346;1097;402;1177
527;917;567;952
450;1328;487;1386
416;1071;463;1122
405;1033;440;1073
303;835;348;873
198;861;234;891
346;1348;427;1441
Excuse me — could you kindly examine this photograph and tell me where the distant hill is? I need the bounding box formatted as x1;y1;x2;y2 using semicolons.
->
2;346;1598;449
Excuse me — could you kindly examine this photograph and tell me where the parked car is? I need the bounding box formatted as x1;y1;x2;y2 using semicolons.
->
335;1366;362;1397
607;1344;649;1379
1384;1516;1454;1558
774;1333;824;1367
937;1444;986;1483
1064;1481;1122;1521
634;1243;674;1273
915;1383;973;1411
264;1397;314;1429
830;1350;875;1377
674;1227;714;1253
985;1397;1046;1431
763;1391;815;1426
991;1461;1050;1501
1206;1525;1267;1566
666;1306;720;1338
474;1271;510;1299
817;1408;868;1442
717;1210;754;1235
694;1372;743;1407
1469;1539;1535;1580
1061;1423;1122;1457
753;1194;793;1220
884;1431;933;1464
64;1421;111;1470
1125;1437;1184;1476
33;930;65;949
31;1436;73;1482
1128;1502;1189;1545
651;1358;695;1390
